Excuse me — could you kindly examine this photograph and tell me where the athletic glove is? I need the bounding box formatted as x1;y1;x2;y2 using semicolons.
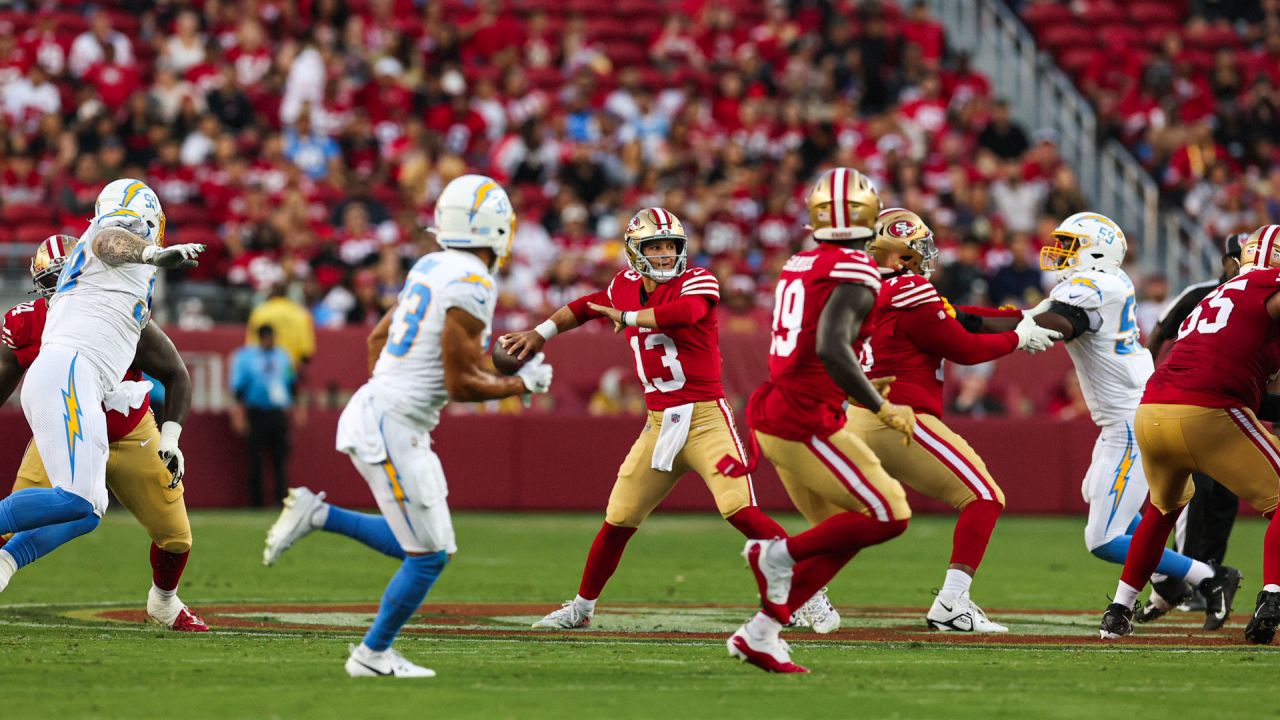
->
158;421;185;489
516;352;553;394
141;243;206;269
1014;313;1062;354
875;400;916;445
870;375;895;399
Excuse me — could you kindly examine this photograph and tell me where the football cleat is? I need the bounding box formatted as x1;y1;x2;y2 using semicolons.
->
1244;591;1280;645
1099;602;1136;640
146;587;210;632
926;593;1008;633
263;487;326;566
727;625;808;674
1136;577;1193;624
792;588;841;634
1198;565;1242;631
531;601;592;629
345;643;436;678
743;539;793;617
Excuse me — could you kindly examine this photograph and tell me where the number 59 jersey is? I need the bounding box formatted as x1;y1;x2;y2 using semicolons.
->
368;250;498;431
1048;269;1153;427
1144;267;1280;411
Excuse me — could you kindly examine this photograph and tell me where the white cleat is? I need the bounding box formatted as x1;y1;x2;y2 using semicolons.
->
792;588;841;634
743;539;792;608
263;487;326;566
344;643;435;678
531;601;592;629
926;592;1008;633
726;625;808;673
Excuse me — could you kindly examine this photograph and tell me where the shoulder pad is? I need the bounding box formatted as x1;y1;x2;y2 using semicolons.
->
884;274;940;309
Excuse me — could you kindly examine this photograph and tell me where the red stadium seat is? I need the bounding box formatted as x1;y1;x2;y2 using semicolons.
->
1;204;57;226
1128;2;1185;25
1079;2;1123;26
1057;47;1099;77
1021;2;1074;32
14;224;60;246
163;203;206;230
1039;24;1098;55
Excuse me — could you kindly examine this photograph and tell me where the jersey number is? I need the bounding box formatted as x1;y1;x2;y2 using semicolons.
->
386;283;432;357
1177;275;1249;340
630;332;686;393
1115;293;1139;355
770;279;806;357
55;243;88;294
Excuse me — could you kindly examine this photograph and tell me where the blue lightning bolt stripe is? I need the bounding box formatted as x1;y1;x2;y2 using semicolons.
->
1104;424;1136;529
61;354;84;483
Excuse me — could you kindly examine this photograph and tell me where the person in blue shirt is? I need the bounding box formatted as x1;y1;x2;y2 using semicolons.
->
230;324;295;506
283;111;339;181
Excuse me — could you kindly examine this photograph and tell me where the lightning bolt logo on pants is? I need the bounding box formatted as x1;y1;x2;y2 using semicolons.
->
1105;424;1136;529
62;354;84;482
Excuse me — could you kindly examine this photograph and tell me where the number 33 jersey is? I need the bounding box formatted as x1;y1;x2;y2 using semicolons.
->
369;249;497;431
1144;267;1280;411
575;267;725;411
1048;269;1153;427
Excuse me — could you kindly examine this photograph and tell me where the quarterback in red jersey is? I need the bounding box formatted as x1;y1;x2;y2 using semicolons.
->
500;208;788;631
1098;224;1280;644
719;168;918;673
0;235;206;631
851;208;1061;632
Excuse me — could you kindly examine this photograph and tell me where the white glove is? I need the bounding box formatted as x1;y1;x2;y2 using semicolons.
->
515;352;553;394
158;421;185;489
1014;313;1062;354
141;243;206;269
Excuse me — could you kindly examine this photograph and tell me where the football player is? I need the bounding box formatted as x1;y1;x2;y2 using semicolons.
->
0;235;205;630
262;175;554;677
0;179;205;592
853;208;1061;632
1032;212;1240;631
499;207;791;631
1098;225;1280;644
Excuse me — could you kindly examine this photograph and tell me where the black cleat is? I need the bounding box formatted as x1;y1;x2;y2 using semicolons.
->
1244;591;1280;645
1136;577;1193;624
1198;565;1242;631
1100;602;1135;640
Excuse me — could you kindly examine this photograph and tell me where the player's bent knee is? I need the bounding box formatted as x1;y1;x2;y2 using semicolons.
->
604;507;647;528
159;538;191;554
1089;536;1129;563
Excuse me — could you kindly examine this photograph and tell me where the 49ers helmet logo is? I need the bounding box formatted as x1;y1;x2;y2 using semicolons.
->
626;216;644;235
888;220;916;238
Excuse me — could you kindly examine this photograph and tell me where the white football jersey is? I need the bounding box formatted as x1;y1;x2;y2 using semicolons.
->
1049;269;1153;427
42;218;156;390
366;250;498;431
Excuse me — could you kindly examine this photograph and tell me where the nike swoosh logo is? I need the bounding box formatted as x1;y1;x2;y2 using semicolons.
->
140;438;151;447
351;659;391;676
938;602;953;613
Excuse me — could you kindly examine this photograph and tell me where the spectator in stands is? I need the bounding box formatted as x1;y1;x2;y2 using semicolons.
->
987;233;1045;307
229;325;296;507
977;100;1030;160
934;236;989;306
991;159;1047;233
284;110;340;181
69;8;133;78
1043;165;1088;219
1046;370;1089;421
162;10;207;74
947;363;1006;418
588;367;647;416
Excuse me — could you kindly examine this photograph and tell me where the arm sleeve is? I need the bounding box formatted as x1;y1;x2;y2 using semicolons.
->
899;306;1019;365
1048;276;1106;332
653;294;712;329
566;289;610;324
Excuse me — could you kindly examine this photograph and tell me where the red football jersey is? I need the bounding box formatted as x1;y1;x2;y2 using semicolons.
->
569;267;725;411
2;298;150;443
862;273;1019;417
748;243;883;441
1144;267;1280;410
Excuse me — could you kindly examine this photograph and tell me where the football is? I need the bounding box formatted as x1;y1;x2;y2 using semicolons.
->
491;341;528;375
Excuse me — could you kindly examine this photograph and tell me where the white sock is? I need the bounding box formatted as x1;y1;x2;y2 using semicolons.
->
1114;581;1141;607
311;502;330;528
765;539;795;569
573;595;596;614
746;610;782;641
151;583;177;601
1265;584;1280;593
938;568;973;602
1184;560;1215;587
0;550;16;590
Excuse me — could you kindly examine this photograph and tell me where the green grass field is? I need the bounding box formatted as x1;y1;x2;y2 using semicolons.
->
2;510;1275;719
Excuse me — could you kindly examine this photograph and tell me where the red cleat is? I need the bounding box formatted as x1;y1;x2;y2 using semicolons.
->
157;606;210;632
727;627;808;674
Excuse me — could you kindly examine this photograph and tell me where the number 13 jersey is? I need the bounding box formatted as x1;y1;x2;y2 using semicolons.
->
1144;267;1280;411
570;267;724;410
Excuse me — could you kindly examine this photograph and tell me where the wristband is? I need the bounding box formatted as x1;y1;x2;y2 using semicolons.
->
622;311;639;327
534;319;559;340
160;421;182;445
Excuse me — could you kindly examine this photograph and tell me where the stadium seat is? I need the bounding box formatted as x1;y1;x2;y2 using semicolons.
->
163;204;206;231
1020;2;1074;32
1128;2;1185;25
14;224;60;246
1;204;57;226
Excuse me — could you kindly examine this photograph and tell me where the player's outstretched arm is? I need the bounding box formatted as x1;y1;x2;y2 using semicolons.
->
367;303;396;372
499;305;582;360
93;227;205;268
0;344;24;406
133;323;192;486
444;308;552;401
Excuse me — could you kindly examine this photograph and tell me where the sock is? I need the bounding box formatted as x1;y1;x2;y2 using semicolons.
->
323;506;405;560
1265;509;1280;587
745;610;782;641
950;499;1002;569
0;487;97;534
1119;509;1180;590
576;523;638;601
150;544;188;595
765;539;796;569
1114;580;1140;607
1;512;101;569
725;506;788;540
1183;559;1215;586
787;551;856;610
312;502;330;527
938;568;973;602
573;594;596;614
1265;584;1280;593
362;550;449;652
0;550;15;589
787;512;909;562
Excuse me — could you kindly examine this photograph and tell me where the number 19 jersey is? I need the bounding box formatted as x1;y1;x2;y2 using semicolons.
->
749;243;883;441
1144;267;1280;411
368;249;498;431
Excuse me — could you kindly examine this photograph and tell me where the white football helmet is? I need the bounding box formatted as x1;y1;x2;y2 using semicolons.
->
432;174;516;271
95;178;166;246
1040;212;1127;281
